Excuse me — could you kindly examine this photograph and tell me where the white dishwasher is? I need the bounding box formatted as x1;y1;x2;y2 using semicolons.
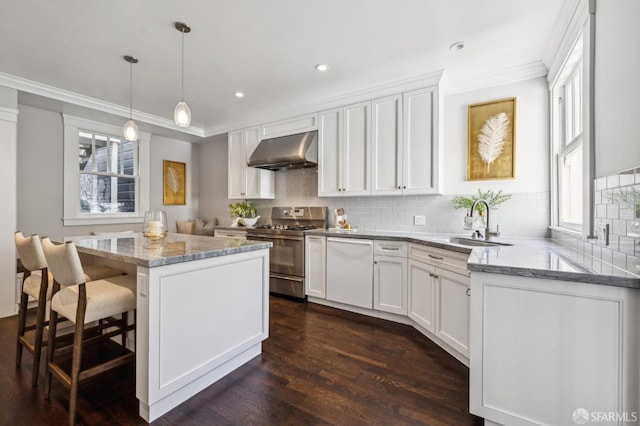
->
326;237;373;309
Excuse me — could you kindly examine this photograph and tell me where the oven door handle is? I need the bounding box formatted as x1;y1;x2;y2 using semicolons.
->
247;234;304;242
270;272;304;283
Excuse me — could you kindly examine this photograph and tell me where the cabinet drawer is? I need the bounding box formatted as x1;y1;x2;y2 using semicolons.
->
374;240;407;257
408;244;469;275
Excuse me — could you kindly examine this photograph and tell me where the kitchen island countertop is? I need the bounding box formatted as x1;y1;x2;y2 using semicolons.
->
66;232;271;268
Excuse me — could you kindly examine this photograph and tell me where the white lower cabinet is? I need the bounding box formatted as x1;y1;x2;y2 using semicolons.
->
374;256;408;315
408;259;436;332
434;268;469;357
305;235;326;298
408;244;470;359
326;237;373;309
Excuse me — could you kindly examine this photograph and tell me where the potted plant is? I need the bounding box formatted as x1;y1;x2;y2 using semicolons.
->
451;189;511;229
228;200;260;226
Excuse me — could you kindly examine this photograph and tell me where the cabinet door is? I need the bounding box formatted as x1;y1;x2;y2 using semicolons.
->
326;237;373;308
408;259;436;332
305;236;326;298
371;95;402;195
228;130;246;199
403;88;435;194
318;108;342;196
435;267;470;357
342;102;371;195
243;127;262;198
374;255;407;315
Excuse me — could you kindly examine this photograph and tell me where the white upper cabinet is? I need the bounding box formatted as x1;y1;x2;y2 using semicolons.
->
402;87;440;194
228;127;274;199
371;94;403;195
318;102;371;197
259;113;318;140
372;87;441;195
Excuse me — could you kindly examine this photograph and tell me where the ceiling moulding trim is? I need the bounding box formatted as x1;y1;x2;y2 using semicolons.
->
0;71;204;137
203;69;446;137
0;106;19;123
444;61;548;95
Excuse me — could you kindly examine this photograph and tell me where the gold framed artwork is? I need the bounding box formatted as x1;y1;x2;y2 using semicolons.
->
163;160;186;205
467;97;516;180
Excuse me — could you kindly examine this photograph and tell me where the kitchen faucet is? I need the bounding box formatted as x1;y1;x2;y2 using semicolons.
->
470;199;500;241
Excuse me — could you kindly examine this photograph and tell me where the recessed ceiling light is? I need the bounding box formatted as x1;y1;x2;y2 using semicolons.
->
315;64;329;72
233;91;245;98
449;41;465;51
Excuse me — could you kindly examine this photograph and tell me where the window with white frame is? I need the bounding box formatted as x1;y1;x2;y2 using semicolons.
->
552;36;584;231
63;115;150;226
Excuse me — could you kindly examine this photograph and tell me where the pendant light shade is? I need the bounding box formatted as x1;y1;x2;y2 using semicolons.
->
123;119;139;141
174;101;191;127
174;22;192;127
123;55;139;142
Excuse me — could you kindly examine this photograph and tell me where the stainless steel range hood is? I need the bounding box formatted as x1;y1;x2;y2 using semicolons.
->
247;131;318;171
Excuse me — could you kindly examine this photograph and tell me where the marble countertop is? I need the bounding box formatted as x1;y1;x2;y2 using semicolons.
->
66;233;272;268
305;229;640;289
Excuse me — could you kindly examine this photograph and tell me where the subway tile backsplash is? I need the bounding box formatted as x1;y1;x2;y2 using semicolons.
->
252;168;550;238
552;165;640;276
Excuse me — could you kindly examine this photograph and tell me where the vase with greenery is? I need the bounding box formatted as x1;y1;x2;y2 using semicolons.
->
228;200;258;218
451;189;512;229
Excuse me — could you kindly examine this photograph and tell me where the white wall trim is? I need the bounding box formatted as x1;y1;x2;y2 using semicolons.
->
0;106;19;123
444;61;548;95
203;70;446;137
544;0;589;86
0;71;204;137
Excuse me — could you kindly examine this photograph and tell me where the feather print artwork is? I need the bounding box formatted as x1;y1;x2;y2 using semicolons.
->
166;166;179;194
477;112;509;173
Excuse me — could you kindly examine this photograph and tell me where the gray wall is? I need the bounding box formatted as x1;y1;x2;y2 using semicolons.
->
198;133;229;225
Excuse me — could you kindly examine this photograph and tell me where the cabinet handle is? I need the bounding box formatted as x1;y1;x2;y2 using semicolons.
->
380;246;399;251
466;288;471;296
427;254;444;260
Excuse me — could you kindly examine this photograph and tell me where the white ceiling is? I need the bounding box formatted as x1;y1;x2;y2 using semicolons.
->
0;0;565;140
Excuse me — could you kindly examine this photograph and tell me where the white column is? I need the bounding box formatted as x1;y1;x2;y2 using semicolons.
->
0;86;18;318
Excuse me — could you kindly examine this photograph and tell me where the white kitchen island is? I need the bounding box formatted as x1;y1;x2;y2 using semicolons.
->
67;233;271;423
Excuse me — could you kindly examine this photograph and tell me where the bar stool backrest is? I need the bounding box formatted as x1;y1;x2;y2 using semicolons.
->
15;232;47;272
41;238;86;287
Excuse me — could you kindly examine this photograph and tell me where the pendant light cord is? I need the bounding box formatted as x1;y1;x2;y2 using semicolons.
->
129;60;134;120
181;28;185;102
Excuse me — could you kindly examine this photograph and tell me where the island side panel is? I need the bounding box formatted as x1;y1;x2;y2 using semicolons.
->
469;272;640;426
136;248;269;422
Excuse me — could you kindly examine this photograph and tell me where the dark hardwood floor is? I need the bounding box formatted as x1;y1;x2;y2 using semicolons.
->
1;297;482;425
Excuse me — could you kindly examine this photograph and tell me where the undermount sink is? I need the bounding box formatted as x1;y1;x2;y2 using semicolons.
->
446;237;513;247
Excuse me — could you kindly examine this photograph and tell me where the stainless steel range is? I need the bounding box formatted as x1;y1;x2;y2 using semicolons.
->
246;206;327;299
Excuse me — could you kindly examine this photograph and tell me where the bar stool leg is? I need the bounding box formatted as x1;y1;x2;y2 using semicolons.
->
31;275;49;387
16;290;28;367
69;284;87;426
44;308;58;400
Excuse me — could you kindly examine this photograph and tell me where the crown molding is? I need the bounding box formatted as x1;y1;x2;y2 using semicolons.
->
0;106;19;123
444;61;548;95
203;69;446;137
0;71;205;137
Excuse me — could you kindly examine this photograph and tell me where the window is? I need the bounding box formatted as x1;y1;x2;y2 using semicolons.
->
63;115;149;226
551;36;584;231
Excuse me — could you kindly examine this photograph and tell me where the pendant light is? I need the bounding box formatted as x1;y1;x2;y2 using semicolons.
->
123;55;139;142
174;22;192;127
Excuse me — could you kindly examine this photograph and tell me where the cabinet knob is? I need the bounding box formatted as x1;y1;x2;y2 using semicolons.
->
397;186;401;189
373;261;378;264
403;186;406;189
